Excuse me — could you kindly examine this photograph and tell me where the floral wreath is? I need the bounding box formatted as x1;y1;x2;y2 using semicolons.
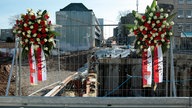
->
129;0;176;54
13;9;57;56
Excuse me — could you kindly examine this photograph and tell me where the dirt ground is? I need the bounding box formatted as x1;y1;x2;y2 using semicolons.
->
0;46;91;96
0;52;88;96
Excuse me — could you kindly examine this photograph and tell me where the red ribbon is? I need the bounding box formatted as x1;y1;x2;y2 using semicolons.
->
28;45;38;85
142;48;152;87
153;46;163;83
36;47;47;81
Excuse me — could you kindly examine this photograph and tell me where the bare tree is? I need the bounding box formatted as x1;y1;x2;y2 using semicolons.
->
9;14;20;27
117;10;131;22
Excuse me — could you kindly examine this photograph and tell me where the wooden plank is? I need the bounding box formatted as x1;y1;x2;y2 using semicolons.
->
44;72;78;96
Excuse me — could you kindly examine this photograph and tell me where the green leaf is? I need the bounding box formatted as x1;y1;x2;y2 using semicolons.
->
167;12;177;22
146;5;150;12
151;0;157;9
42;10;47;16
125;24;135;30
52;31;61;36
132;10;137;16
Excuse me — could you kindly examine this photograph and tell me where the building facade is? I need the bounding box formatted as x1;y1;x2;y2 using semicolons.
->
158;0;192;50
56;3;103;51
0;29;14;42
98;18;104;46
158;0;192;97
115;13;135;46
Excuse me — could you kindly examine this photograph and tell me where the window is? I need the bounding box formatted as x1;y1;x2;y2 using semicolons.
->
185;24;191;32
178;0;184;4
186;10;192;18
191;24;192;31
187;0;192;4
178;10;184;18
177;23;183;33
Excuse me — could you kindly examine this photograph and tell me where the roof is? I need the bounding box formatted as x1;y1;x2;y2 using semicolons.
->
60;3;92;11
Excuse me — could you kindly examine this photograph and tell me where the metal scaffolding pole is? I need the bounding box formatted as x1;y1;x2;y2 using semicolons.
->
6;38;19;96
170;36;176;97
15;38;22;96
54;39;61;81
15;41;18;96
166;51;169;97
18;39;22;96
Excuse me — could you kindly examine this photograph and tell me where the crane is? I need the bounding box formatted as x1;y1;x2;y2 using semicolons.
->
136;0;139;12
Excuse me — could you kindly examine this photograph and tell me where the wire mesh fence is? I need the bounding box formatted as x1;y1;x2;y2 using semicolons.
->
0;25;192;97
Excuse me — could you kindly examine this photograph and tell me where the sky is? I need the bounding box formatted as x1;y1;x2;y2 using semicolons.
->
0;0;153;39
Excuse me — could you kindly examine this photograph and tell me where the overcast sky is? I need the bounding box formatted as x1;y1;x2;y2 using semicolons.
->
0;0;153;38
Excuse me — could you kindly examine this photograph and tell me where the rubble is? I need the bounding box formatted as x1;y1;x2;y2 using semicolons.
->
0;64;16;96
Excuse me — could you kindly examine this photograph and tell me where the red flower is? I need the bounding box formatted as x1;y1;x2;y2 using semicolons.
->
142;15;146;20
42;34;47;37
44;14;49;19
32;29;37;34
168;26;172;30
22;42;26;45
50;34;54;38
157;22;162;28
24;15;29;21
154;36;161;40
156;12;160;17
152;21;155;24
147;26;152;31
148;34;152;38
143;45;147;49
163;28;167;32
24;35;27;38
145;40;149;46
40;20;45;26
134;30;139;35
142;30;147;35
48;21;51;25
41;28;46;33
149;41;154;46
34;41;38;45
158;42;162;46
24;21;28;25
33;23;39;29
30;38;34;42
19;20;23;25
16;20;19;24
37;34;41;38
144;22;150;27
13;9;56;56
24;27;30;32
31;15;36;20
158;32;163;36
166;39;170;43
152;29;156;33
41;41;45;45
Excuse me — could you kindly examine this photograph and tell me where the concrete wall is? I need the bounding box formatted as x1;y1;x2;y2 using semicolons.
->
98;58;143;96
97;53;192;97
174;54;192;96
0;97;191;108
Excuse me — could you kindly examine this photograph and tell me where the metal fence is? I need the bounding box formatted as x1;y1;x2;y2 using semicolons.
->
0;25;192;97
